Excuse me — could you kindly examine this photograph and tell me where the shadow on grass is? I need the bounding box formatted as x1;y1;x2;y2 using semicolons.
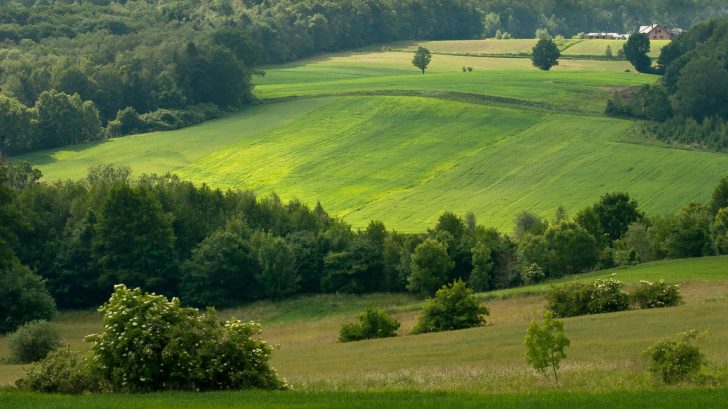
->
9;139;108;166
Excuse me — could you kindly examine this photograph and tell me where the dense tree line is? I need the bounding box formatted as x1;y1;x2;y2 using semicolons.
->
607;17;728;151
2;1;725;156
478;0;726;39
0;0;483;155
2;161;727;332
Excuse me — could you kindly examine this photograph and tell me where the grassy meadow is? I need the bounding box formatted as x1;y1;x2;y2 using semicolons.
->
2;256;727;393
14;42;728;231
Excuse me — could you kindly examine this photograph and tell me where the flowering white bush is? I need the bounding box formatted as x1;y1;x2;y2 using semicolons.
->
631;280;682;309
587;277;630;314
547;275;629;317
85;285;287;392
644;330;706;384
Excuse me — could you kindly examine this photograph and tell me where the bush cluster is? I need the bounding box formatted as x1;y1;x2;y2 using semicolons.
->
546;277;629;318
644;330;706;384
106;104;222;137
339;308;400;343
631;280;683;309
17;285;287;394
547;277;684;318
15;347;100;394
7;320;61;364
84;285;287;392
412;280;489;334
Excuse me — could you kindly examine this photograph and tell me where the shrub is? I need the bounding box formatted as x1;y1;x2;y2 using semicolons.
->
8;320;62;363
412;279;489;334
85;284;287;392
546;276;629;318
545;282;591;318
339;307;400;342
521;263;545;285
0;261;57;333
632;280;682;309
15;347;100;394
588;277;630;314
106;107;146;137
644;330;706;384
524;311;570;381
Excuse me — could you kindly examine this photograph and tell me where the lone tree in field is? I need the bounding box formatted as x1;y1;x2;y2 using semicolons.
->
531;38;560;71
524;311;570;382
412;47;432;74
623;33;651;73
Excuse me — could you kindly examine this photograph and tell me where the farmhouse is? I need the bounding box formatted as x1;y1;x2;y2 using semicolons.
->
639;24;684;40
585;32;629;40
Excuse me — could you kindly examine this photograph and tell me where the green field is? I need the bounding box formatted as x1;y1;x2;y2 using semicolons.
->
387;39;669;59
387;39;542;54
2;389;727;409
14;44;728;231
561;39;671;58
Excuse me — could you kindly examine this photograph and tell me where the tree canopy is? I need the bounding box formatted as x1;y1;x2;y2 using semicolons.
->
531;38;560;71
623;33;652;73
412;47;432;74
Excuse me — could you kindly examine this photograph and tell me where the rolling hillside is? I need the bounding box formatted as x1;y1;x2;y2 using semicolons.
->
14;44;728;231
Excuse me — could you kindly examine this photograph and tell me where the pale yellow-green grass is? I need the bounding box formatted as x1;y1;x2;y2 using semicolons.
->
386;39;541;55
385;38;584;56
562;39;672;58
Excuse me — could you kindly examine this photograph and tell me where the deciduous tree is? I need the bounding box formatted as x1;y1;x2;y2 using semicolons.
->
623;33;651;73
531;38;560;71
412;47;432;74
525;311;570;381
407;239;453;295
93;185;178;294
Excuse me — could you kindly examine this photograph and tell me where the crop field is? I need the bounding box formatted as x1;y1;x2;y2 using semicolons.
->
386;39;543;54
561;39;671;58
14;44;728;231
388;39;670;58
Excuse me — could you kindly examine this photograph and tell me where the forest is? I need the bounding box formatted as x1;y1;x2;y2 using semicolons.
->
607;17;728;151
1;0;727;156
0;0;483;155
2;160;727;333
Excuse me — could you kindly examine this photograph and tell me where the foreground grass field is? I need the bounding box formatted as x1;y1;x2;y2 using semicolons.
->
2;257;727;392
3;389;728;409
14;42;728;231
